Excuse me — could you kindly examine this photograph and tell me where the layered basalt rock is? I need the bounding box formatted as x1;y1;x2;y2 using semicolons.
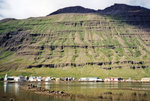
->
0;4;150;70
27;61;146;70
0;31;32;51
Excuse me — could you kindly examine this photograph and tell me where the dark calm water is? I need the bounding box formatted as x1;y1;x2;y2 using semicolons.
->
0;82;150;101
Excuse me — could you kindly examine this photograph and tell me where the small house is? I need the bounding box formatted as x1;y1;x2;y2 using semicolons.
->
4;74;15;82
104;77;123;82
28;76;37;82
79;77;103;82
87;77;103;82
79;78;88;82
45;77;51;82
60;77;74;81
14;76;26;82
141;78;150;82
37;77;42;81
7;77;15;82
56;78;60;82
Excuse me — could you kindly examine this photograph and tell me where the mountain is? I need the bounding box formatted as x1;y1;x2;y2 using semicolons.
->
98;3;150;15
48;6;96;15
0;4;150;78
49;3;150;15
49;4;150;28
99;4;150;28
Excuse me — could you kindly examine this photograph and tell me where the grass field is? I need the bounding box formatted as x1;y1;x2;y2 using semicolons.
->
0;66;150;80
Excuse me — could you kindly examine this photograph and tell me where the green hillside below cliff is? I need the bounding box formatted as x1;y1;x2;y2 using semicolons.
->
1;5;150;78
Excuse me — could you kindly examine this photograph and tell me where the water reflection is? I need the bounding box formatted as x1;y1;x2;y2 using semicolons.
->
4;82;7;93
37;82;42;87
14;83;19;96
44;82;51;89
103;82;119;88
4;82;19;95
1;82;150;101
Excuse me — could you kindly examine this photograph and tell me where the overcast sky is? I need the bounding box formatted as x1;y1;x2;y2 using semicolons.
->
0;0;150;20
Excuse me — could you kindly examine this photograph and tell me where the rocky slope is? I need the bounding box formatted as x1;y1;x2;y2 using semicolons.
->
0;4;150;75
49;6;96;15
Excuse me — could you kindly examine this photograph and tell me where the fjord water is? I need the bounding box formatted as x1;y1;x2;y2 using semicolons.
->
0;82;150;101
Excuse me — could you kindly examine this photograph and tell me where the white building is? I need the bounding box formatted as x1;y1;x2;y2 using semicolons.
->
87;77;102;82
37;77;42;81
79;78;88;82
104;78;111;82
45;77;51;82
14;76;26;82
79;77;103;82
104;77;123;82
28;76;37;82
4;74;26;82
4;74;8;81
141;78;150;82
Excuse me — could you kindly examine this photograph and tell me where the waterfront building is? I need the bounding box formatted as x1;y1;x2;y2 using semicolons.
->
141;78;150;82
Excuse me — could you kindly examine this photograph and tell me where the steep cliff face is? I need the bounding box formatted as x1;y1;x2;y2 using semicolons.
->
0;4;150;73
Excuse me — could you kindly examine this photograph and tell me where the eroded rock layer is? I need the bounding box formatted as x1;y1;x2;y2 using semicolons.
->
0;4;150;71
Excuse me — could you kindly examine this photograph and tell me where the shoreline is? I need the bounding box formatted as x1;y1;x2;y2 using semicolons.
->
20;83;97;100
2;82;150;101
2;80;150;83
20;82;150;99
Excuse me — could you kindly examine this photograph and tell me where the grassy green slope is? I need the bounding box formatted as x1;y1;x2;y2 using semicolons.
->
0;13;150;78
